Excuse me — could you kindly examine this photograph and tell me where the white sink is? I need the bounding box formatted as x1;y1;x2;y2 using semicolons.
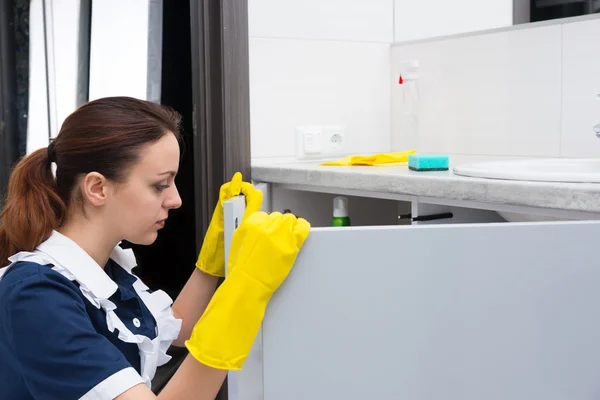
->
453;158;600;222
453;158;600;183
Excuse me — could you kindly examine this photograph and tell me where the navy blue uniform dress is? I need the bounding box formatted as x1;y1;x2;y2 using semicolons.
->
0;231;181;399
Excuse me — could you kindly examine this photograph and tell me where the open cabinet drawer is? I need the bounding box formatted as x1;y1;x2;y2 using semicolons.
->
223;188;600;400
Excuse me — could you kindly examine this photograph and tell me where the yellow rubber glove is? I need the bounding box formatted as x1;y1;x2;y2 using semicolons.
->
320;150;416;166
186;211;310;370
196;172;263;277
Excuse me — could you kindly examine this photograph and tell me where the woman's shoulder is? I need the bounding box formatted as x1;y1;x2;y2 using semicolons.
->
0;260;82;303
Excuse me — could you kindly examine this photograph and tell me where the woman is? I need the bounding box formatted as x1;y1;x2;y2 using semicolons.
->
0;96;310;399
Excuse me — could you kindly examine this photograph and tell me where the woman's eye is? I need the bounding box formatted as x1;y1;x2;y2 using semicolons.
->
154;184;170;192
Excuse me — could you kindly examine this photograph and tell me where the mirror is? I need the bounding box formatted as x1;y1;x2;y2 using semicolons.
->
515;0;600;25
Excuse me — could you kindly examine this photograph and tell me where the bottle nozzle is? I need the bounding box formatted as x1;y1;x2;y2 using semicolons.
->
333;196;348;218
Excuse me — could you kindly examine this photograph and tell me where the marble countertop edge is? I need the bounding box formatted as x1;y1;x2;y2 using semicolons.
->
251;163;600;214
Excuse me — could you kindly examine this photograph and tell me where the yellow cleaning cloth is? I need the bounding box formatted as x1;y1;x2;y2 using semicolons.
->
320;150;416;166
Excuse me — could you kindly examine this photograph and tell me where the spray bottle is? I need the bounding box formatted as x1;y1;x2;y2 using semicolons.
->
331;196;351;227
397;59;420;149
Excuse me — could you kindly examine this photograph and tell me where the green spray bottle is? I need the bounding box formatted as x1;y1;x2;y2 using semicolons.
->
331;196;351;227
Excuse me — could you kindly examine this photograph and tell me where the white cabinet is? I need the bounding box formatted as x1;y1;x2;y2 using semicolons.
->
224;185;600;400
560;18;600;158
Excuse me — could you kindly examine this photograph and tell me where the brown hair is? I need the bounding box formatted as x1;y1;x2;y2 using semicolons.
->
0;96;182;266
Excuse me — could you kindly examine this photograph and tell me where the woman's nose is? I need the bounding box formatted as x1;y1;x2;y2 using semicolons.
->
165;185;182;209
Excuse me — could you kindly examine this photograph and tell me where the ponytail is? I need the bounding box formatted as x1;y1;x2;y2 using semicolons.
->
0;96;183;267
0;148;67;266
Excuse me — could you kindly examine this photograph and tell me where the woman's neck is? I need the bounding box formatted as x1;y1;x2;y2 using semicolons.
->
57;216;119;269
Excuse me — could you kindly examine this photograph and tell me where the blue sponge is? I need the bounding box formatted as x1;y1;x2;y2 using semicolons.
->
408;154;449;171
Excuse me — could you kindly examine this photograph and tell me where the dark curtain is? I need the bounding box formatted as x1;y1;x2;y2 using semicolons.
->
0;0;28;205
13;0;29;156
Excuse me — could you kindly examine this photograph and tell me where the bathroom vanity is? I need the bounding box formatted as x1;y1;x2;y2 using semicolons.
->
223;160;600;400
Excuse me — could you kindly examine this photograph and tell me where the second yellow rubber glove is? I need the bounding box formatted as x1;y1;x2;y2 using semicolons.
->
320;150;416;166
186;211;310;370
196;172;263;277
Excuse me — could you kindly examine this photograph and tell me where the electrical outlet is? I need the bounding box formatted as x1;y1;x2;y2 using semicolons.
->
295;126;322;159
296;126;346;160
322;126;346;156
303;131;322;154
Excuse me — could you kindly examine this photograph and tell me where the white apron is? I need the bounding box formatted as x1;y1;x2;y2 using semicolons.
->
0;231;182;388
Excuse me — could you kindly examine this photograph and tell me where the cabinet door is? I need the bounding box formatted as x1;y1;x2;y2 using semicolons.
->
225;198;600;400
224;195;265;400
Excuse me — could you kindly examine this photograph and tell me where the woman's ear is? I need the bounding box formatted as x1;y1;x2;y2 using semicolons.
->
81;172;109;206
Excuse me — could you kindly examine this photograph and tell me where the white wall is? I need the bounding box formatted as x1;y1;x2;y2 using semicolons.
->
391;24;562;157
390;15;600;159
248;0;514;162
393;0;513;42
248;0;394;161
560;18;600;157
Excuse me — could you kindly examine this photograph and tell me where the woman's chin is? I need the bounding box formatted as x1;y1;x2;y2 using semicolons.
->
125;231;159;246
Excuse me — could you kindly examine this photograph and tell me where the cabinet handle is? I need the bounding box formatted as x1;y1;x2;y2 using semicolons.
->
398;212;454;222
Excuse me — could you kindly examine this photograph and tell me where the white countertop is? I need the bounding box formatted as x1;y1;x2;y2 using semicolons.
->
251;156;600;214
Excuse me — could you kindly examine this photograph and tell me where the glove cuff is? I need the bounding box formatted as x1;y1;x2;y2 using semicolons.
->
186;269;272;370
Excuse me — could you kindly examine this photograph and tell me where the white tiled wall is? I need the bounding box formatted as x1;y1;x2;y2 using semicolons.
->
560;18;600;158
249;0;393;43
249;0;520;161
393;0;513;43
250;39;391;159
391;24;563;157
248;0;394;161
390;16;600;159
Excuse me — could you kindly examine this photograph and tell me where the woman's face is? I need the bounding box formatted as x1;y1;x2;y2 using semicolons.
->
107;132;182;245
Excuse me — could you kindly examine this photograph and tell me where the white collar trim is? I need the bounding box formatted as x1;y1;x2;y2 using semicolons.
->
35;230;137;300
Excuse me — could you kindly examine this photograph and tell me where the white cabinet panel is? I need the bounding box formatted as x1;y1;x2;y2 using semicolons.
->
260;221;600;399
560;18;600;157
225;191;600;399
225;195;600;399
